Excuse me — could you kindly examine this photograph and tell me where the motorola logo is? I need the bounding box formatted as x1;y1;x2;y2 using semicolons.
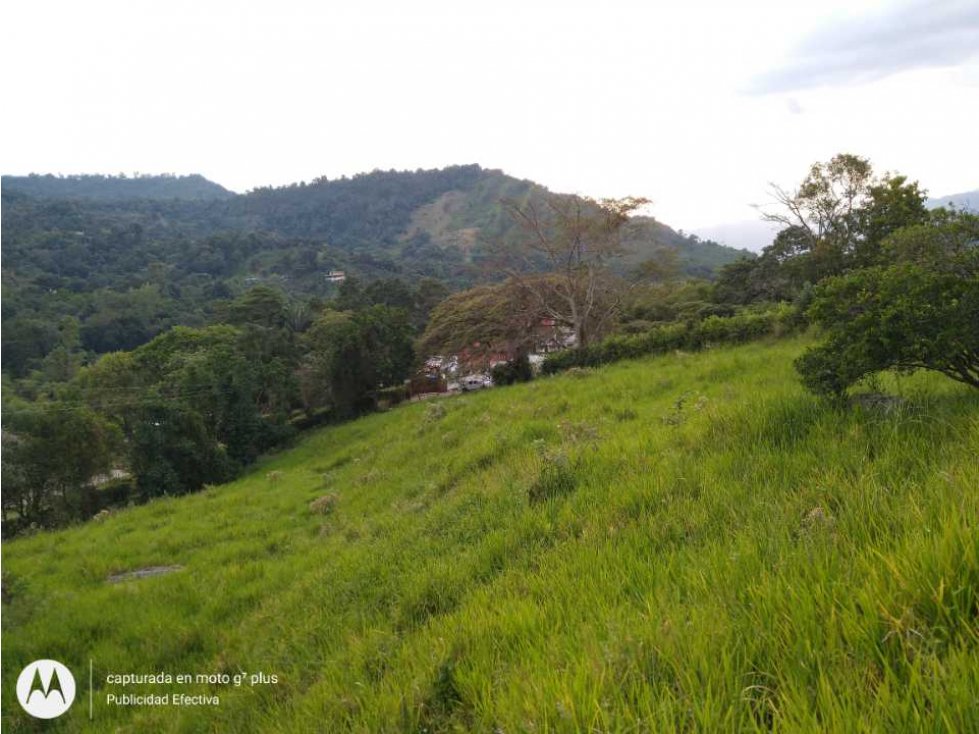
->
16;659;76;719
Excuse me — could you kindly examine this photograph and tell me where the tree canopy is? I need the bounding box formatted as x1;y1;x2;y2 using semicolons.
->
796;211;979;396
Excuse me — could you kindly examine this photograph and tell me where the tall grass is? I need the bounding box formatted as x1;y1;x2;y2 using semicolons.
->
2;337;977;732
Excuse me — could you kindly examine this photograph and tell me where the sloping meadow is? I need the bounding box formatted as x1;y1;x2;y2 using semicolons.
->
3;338;978;732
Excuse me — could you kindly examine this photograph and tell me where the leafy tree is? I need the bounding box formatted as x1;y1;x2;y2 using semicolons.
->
720;155;932;307
2;405;119;528
331;277;373;312
417;279;544;360
763;153;873;271
37;317;86;383
75;325;290;489
1;317;61;377
713;250;796;306
857;175;929;266
355;305;416;388
301;306;414;416
129;402;236;499
332;276;451;333
221;286;288;329
364;278;415;311
796;211;979;397
300;311;361;414
213;286;304;419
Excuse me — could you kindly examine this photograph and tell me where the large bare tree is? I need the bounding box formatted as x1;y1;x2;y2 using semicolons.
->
497;194;650;349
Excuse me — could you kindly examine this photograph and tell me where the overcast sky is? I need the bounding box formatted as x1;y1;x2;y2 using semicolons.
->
2;0;977;235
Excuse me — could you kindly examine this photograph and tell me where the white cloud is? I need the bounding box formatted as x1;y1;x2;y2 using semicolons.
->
746;0;979;94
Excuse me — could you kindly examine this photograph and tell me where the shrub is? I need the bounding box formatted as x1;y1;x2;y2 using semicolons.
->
376;384;408;408
796;215;979;397
424;402;447;423
490;354;534;385
309;494;339;515
541;305;801;375
528;444;577;504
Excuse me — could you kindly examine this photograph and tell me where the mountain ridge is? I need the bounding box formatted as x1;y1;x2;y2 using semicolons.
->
2;165;751;281
2;165;751;374
0;172;234;201
927;188;979;211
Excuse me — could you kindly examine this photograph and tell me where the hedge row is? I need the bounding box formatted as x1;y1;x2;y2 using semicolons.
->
541;304;802;375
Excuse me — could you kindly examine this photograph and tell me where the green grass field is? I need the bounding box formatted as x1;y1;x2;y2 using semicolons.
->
3;337;978;732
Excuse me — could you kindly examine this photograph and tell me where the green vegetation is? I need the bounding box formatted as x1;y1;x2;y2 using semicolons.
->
3;167;752;535
5;154;973;538
542;303;801;374
0;173;234;201
2;284;421;531
2;167;744;379
715;154;933;307
3;337;978;731
3;155;974;729
497;195;651;349
797;210;979;396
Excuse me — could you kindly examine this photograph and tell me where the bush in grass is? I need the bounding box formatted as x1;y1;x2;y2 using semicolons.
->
424;402;447;423
417;656;465;731
528;442;577;504
490;354;534;385
309;494;339;515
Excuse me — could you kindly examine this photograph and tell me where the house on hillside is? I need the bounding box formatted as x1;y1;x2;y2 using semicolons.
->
419;318;577;393
533;318;576;354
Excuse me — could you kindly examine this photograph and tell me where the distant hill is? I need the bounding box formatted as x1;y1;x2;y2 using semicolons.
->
1;165;750;373
1;173;234;201
927;189;979;211
230;165;751;278
2;165;748;286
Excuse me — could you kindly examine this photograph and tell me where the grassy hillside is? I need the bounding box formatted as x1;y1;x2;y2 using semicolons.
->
3;338;978;732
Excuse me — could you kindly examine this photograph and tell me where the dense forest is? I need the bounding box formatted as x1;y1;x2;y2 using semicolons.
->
1;173;234;201
1;167;746;377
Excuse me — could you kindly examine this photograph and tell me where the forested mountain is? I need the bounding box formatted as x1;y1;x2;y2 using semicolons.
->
1;173;234;201
927;188;979;211
1;166;748;376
